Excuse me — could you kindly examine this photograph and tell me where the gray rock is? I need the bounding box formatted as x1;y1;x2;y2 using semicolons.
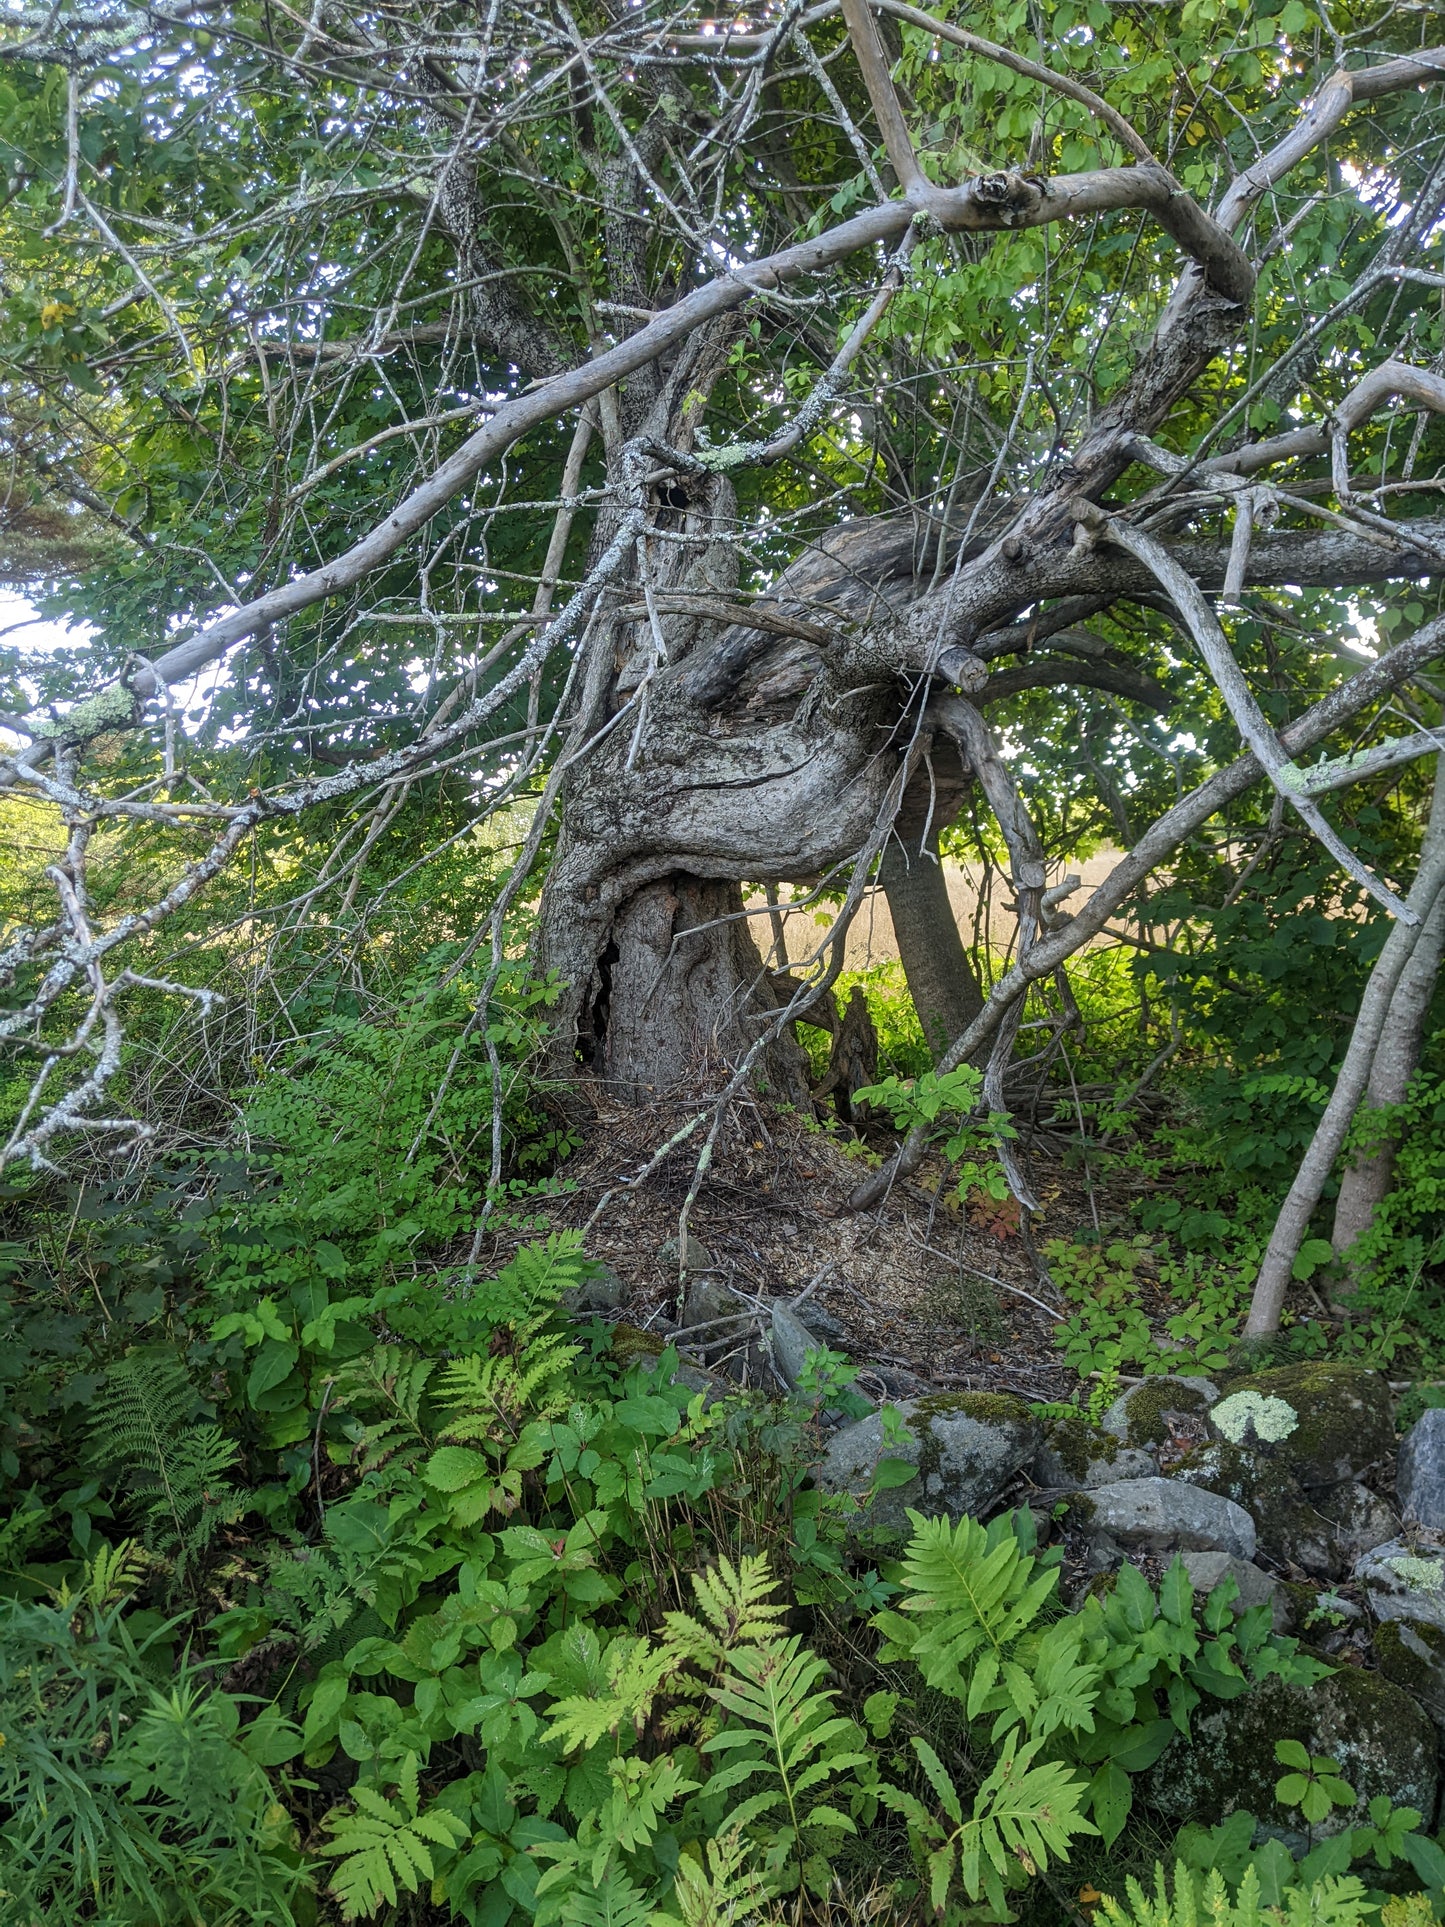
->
786;1298;850;1350
1077;1477;1256;1561
818;1394;1041;1539
1399;1409;1445;1529
1032;1413;1157;1489
559;1267;627;1316
660;1233;715;1280
681;1273;747;1333
1179;1551;1292;1632
1356;1537;1445;1636
1146;1661;1437;1836
1099;1377;1218;1447
770;1304;825;1393
1320;1481;1398;1563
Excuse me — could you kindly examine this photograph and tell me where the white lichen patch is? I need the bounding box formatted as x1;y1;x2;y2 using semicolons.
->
1211;1389;1299;1444
1388;1556;1445;1593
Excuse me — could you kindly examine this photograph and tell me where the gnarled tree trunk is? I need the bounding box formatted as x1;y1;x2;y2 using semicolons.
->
533;514;977;1100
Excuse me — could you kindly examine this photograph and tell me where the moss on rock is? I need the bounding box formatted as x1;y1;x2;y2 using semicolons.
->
1101;1378;1215;1448
1172;1440;1341;1577
1145;1656;1438;1833
609;1323;666;1364
1041;1414;1120;1480
1375;1618;1445;1729
1222;1362;1393;1491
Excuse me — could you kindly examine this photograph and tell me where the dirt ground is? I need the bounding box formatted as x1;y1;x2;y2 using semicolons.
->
521;1086;1110;1404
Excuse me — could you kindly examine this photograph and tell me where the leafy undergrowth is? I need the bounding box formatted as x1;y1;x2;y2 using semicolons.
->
5;959;1445;1926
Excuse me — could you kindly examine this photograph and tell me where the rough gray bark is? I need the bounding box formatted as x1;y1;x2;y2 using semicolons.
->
879;751;985;1063
1331;757;1445;1266
580;874;812;1105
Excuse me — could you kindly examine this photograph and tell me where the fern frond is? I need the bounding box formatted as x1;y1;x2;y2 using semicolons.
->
435;1335;579;1437
545;1635;673;1753
885;1511;1061;1698
661;1555;788;1671
649;1829;779;1927
1097;1863;1374;1927
319;1757;468;1921
959;1739;1095;1914
332;1345;436;1469
462;1232;594;1329
87;1351;243;1573
79;1538;149;1610
555;1869;656;1927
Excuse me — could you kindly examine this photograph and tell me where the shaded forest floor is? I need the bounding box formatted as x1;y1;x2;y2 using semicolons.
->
517;1090;1159;1406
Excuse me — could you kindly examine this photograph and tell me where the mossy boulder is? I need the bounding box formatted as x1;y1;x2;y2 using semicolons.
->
1375;1617;1445;1734
818;1393;1041;1539
1145;1659;1438;1834
1180;1429;1399;1577
1033;1412;1156;1489
1100;1377;1217;1448
609;1323;666;1365
1218;1362;1393;1492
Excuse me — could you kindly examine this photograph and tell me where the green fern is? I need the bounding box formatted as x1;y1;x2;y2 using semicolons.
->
544;1633;674;1753
878;1510;1062;1695
649;1829;780;1927
332;1344;436;1470
554;1868;657;1927
543;1557;796;1758
319;1752;469;1920
1098;1862;1375;1927
704;1633;870;1887
880;1734;1096;1918
660;1553;790;1671
534;1755;701;1904
461;1230;595;1327
87;1349;243;1574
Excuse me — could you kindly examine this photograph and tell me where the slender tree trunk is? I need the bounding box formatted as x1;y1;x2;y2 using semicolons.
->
1331;755;1445;1264
879;749;985;1062
1245;790;1445;1336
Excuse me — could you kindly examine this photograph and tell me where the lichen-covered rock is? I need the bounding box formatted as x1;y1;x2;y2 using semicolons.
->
1100;1377;1218;1447
1356;1538;1445;1636
1209;1388;1301;1448
1145;1661;1437;1835
1032;1413;1156;1489
1217;1362;1393;1492
818;1393;1041;1538
1399;1410;1445;1530
1074;1477;1256;1561
1179;1551;1292;1632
